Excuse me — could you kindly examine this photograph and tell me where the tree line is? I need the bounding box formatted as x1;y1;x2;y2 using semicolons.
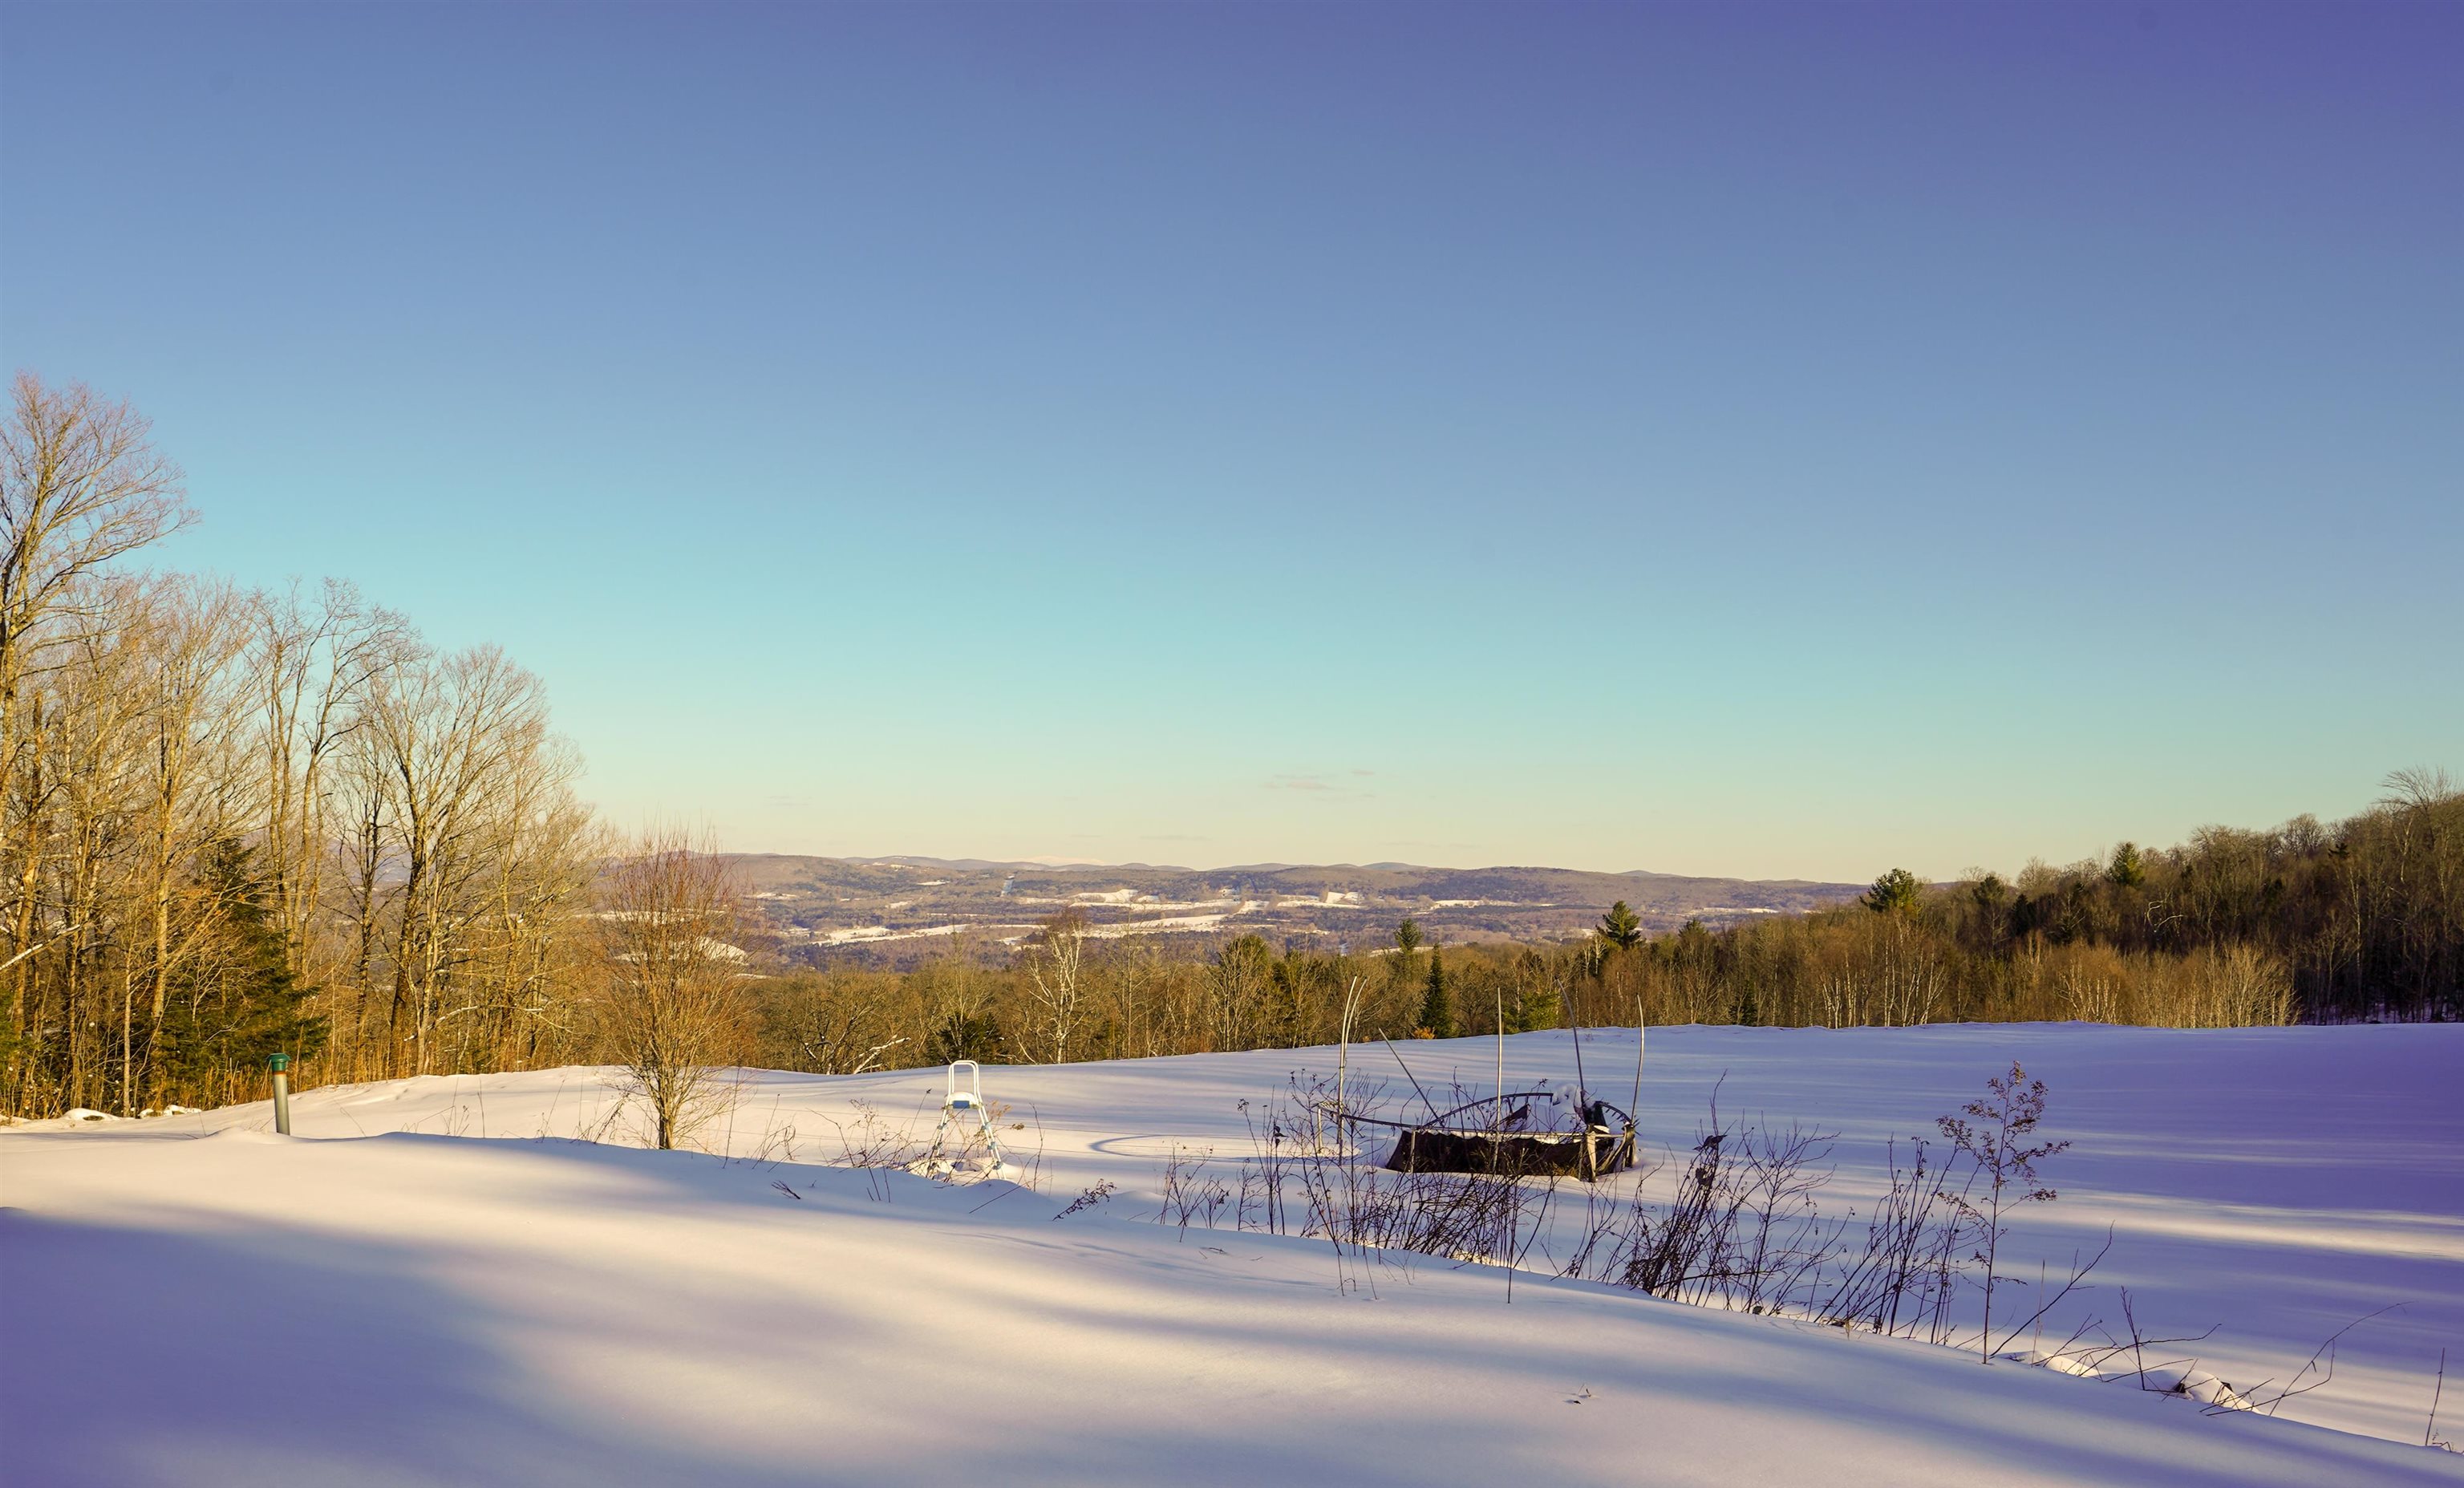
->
2;374;605;1117
743;770;2458;1080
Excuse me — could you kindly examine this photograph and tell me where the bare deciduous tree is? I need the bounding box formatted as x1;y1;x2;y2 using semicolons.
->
3;375;190;1095
1023;906;1088;1063
126;578;253;1112
2;372;192;705
596;831;748;1150
250;579;405;987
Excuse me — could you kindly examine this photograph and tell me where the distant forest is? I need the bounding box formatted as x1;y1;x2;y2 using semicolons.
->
2;375;2456;1120
748;772;2461;1077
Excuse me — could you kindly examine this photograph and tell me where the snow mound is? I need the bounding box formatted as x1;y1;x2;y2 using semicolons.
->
2004;1348;2110;1379
2137;1365;2258;1412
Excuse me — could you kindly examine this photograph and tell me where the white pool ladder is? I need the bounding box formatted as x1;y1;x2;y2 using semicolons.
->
921;1060;1005;1178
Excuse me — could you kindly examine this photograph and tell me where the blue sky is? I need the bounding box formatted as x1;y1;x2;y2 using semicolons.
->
4;2;2457;881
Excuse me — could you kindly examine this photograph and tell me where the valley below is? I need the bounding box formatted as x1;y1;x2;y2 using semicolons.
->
733;854;1864;965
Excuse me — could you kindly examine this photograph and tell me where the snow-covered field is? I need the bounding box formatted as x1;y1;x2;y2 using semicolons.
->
5;1024;2460;1486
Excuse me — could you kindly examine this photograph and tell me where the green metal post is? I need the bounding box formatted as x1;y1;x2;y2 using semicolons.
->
270;1052;292;1136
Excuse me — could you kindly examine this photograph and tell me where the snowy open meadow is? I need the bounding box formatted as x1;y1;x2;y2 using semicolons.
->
6;1023;2461;1486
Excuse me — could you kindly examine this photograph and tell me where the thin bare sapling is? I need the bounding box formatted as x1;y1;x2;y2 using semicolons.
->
1937;1061;2070;1360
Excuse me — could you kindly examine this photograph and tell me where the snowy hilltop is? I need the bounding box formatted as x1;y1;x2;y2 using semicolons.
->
5;1024;2461;1487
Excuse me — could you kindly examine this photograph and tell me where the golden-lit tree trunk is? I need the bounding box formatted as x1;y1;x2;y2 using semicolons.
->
128;579;250;1111
2;375;188;1102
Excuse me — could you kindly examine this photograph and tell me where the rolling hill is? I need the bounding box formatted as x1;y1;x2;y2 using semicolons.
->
726;854;1863;965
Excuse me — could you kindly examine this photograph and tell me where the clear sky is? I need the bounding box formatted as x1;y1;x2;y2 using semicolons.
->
4;2;2457;882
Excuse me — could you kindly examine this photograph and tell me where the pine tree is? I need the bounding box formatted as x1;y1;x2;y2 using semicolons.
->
153;840;326;1105
1598;900;1643;951
1862;867;1925;915
1265;952;1309;1050
1970;872;2012;943
2107;842;2146;888
1388;916;1426;1002
1416;946;1455;1039
926;1010;1004;1064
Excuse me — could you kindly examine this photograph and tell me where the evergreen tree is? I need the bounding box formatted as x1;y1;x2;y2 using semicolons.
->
1862;867;1925;915
1393;918;1423;956
1416;946;1455;1039
1387;916;1426;1004
926;1010;1004;1064
1265;951;1311;1050
2107;841;2147;888
154;841;326;1104
1674;917;1715;964
1962;871;2014;952
1598;900;1643;951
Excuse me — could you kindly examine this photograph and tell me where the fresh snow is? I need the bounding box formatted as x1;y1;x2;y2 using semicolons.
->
4;1024;2460;1486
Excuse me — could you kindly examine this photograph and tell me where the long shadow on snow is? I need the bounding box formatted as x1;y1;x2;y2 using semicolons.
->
338;1133;2461;1488
0;1206;838;1488
18;1132;2450;1488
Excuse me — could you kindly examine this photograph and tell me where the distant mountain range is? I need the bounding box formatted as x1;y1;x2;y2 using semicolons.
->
727;854;1863;967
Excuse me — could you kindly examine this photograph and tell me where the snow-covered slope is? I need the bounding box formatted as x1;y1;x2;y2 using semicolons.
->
6;1025;2460;1486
